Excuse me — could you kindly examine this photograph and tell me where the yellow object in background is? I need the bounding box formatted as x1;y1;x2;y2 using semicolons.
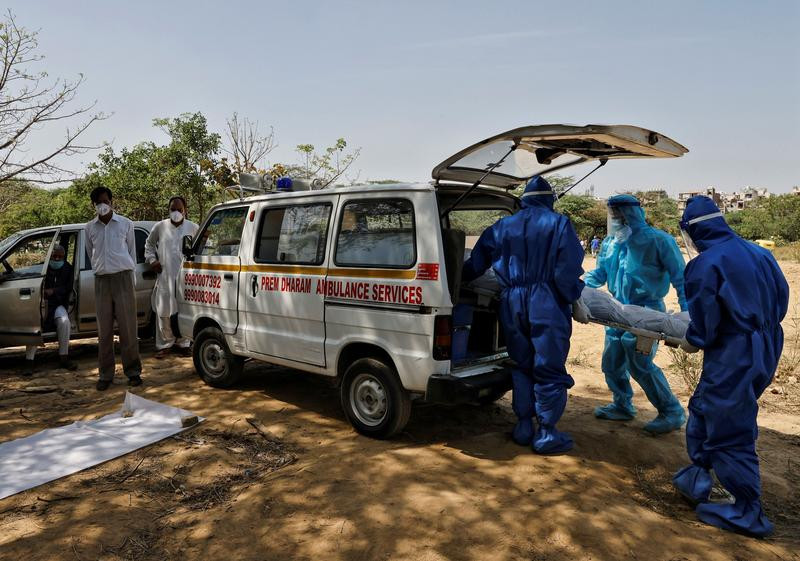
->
754;239;776;250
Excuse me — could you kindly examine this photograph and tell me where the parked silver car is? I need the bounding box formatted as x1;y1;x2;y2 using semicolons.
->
0;221;157;350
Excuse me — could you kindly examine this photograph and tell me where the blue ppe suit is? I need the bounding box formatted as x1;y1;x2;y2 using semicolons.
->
672;196;788;538
584;194;687;433
463;176;584;454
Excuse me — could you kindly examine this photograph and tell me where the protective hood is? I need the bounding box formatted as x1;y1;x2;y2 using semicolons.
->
520;176;554;210
607;194;646;230
681;196;734;252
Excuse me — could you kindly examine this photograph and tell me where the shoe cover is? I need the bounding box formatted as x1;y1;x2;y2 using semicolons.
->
512;417;535;446
594;403;636;421
696;500;774;538
643;410;686;434
532;425;573;455
673;465;712;504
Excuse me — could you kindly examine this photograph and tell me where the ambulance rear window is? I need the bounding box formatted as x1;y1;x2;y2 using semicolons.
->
334;199;416;269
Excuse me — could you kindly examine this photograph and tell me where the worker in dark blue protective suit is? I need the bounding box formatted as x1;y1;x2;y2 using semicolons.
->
584;194;688;434
672;196;788;538
462;176;586;455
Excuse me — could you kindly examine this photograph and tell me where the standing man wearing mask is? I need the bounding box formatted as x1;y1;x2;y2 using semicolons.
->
673;196;788;537
584;194;687;434
463;176;587;455
85;186;142;391
23;245;78;375
145;196;198;358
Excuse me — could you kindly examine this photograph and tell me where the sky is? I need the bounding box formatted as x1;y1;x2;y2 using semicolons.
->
6;0;800;196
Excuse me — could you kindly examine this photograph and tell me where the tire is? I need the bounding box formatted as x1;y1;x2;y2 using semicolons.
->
476;387;508;406
340;357;411;439
138;309;156;340
193;326;244;388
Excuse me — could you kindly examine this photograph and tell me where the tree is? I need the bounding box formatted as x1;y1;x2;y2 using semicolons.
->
152;112;223;218
294;138;361;187
554;194;607;240
511;174;574;197
633;191;680;236
0;11;106;185
223;112;275;174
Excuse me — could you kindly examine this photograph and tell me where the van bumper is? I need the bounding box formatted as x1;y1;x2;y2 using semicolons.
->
425;366;512;404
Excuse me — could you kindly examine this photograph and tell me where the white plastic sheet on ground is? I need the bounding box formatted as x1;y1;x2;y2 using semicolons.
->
0;392;203;500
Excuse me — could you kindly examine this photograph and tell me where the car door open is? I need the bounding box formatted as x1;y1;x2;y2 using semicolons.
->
0;230;59;347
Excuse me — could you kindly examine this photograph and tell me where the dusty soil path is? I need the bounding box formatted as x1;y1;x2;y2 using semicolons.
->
1;259;798;561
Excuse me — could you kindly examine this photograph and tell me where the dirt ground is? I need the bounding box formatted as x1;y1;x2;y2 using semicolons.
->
1;258;799;561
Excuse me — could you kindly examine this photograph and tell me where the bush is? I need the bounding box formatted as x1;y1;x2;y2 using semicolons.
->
667;347;704;393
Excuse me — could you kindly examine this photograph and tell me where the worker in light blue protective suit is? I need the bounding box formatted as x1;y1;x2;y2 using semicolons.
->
672;196;788;538
462;176;587;455
584;194;688;434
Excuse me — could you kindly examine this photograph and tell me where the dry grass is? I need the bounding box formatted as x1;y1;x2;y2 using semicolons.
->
631;464;692;519
667;347;704;393
567;347;591;367
67;423;298;560
773;242;800;263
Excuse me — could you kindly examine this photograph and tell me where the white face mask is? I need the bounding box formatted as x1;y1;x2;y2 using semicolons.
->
95;203;111;217
614;225;632;243
170;210;184;223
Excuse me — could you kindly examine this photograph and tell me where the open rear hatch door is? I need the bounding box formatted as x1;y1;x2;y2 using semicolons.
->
432;124;688;189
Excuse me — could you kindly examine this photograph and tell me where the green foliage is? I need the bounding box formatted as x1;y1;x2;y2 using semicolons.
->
633;191;680;236
726;194;800;243
294;138;360;186
554;195;607;240
71;112;227;223
449;209;509;236
0;110;361;238
510;174;573;197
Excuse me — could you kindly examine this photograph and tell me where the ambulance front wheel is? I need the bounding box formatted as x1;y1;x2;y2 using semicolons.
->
341;358;411;439
193;326;244;388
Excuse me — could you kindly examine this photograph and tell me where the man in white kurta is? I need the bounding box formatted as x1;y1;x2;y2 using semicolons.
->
144;196;198;358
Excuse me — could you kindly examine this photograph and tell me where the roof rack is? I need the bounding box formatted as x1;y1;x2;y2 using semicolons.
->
231;173;328;199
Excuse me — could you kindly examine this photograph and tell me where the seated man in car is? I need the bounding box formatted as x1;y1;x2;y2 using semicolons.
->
24;245;78;375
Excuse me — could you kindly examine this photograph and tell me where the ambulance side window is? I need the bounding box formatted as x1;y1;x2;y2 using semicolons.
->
255;203;331;265
335;199;416;268
195;207;249;257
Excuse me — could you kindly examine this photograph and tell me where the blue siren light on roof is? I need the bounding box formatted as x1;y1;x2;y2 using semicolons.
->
276;177;293;191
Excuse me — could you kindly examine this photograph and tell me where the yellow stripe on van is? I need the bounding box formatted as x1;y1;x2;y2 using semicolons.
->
184;261;417;280
242;264;324;275
182;262;241;272
327;268;416;280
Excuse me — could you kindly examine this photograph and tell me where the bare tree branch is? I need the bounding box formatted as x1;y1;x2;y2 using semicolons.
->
0;10;107;186
223;112;275;174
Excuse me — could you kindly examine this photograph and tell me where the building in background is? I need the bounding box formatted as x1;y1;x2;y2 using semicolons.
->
721;186;771;212
678;186;721;211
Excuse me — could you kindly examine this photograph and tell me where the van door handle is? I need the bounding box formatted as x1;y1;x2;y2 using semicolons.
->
224;273;234;280
19;287;32;296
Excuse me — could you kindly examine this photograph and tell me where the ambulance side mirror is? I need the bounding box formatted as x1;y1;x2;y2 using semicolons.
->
182;235;194;260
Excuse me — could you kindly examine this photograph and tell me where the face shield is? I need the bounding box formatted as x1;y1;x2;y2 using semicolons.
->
679;211;723;259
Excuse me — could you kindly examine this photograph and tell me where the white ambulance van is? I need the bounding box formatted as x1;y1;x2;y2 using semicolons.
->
177;124;687;438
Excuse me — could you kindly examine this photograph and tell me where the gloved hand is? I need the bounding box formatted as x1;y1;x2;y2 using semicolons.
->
680;337;699;353
572;297;591;324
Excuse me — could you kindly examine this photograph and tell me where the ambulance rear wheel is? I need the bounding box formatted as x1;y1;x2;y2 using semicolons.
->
194;326;243;388
341;358;411;439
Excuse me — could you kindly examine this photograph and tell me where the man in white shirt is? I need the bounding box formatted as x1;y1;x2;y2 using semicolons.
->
85;186;142;391
145;196;198;359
